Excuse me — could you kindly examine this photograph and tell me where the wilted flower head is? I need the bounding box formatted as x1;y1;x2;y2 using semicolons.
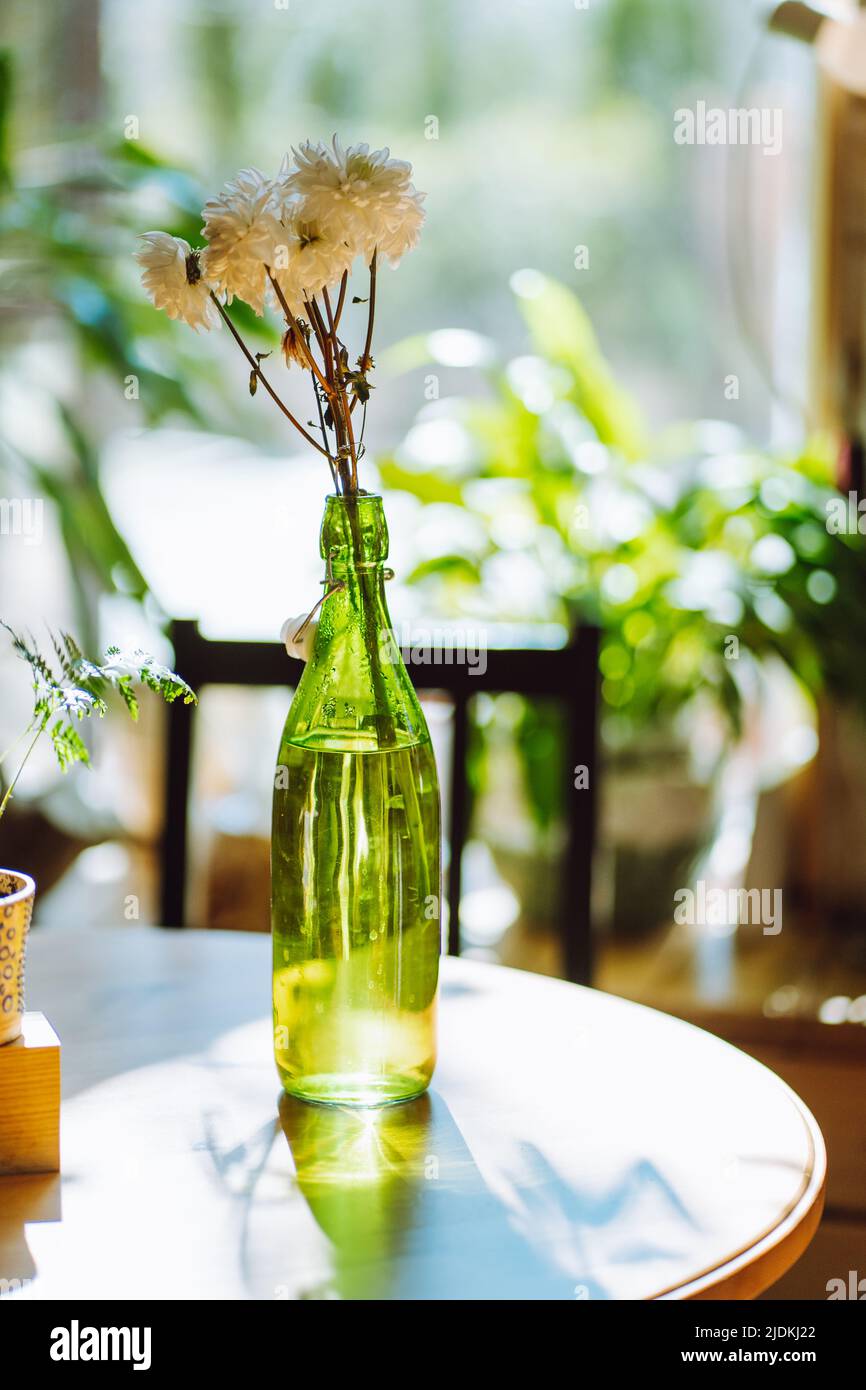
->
134;232;220;332
281;318;310;369
200;168;283;315
283;137;425;265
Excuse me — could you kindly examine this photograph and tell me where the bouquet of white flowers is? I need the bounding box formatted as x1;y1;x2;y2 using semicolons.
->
135;138;425;496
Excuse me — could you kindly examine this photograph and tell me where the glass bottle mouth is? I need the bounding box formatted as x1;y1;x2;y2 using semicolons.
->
324;493;382;503
321;493;389;565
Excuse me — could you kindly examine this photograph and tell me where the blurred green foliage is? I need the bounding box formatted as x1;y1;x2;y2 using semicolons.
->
0;52;274;639
381;273;866;759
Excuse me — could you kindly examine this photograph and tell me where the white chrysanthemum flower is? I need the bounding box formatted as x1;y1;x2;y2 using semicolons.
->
134;232;220;332
283;138;425;265
270;196;355;306
200;168;283;315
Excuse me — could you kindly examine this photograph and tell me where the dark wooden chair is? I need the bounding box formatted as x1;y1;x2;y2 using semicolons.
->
160;619;599;983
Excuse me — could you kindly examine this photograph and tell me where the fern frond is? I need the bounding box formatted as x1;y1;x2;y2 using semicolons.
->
3;625;197;777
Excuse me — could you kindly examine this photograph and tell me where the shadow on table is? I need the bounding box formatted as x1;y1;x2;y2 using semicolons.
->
272;1091;668;1300
0;1174;61;1296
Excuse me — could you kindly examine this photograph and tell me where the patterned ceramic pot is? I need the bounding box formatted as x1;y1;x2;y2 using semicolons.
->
0;871;35;1046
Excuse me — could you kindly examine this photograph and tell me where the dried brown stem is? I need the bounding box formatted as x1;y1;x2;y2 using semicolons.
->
310;370;339;490
305;295;351;492
333;270;348;331
360;249;377;372
350;249;378;416
305;295;331;361
323;286;359;491
266;269;331;394
210;293;329;458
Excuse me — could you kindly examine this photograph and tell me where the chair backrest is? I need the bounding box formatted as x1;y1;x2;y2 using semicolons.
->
161;619;599;983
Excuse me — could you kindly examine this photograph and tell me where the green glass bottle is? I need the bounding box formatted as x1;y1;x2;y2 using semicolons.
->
272;494;440;1106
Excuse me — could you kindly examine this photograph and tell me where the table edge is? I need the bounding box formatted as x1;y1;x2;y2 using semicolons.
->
655;1082;828;1301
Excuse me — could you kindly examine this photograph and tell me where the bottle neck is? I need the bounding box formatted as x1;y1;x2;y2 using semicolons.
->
324;561;391;643
327;556;387;587
320;494;389;571
286;494;426;750
320;493;392;633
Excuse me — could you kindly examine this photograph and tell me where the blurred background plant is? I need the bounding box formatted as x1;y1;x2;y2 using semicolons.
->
0;53;277;643
379;271;866;959
384;271;864;748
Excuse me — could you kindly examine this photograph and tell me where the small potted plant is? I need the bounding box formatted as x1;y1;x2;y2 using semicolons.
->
0;626;195;1045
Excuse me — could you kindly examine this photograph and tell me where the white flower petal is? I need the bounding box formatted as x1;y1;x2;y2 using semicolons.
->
200;168;284;315
134;232;220;331
269;198;355;305
280;138;425;265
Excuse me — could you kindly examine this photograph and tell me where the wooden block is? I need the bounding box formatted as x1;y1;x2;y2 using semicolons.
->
0;1012;60;1176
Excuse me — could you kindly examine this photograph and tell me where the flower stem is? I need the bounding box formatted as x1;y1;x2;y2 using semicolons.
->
209;293;330;459
311;372;339;490
333;270;348;330
266;269;331;395
306;294;352;493
351;249;377;416
305;295;331;363
360;249;377;372
323;286;359;492
342;494;397;747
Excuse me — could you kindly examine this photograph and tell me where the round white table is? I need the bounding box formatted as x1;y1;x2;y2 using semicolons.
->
1;925;825;1300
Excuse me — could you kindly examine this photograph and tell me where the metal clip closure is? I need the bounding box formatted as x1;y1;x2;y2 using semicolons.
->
291;556;394;645
291;551;345;644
